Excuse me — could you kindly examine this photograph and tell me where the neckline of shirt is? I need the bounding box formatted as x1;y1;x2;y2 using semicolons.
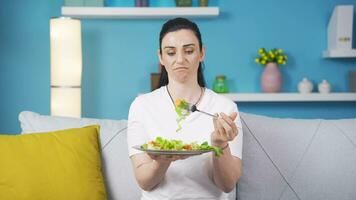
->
161;86;212;122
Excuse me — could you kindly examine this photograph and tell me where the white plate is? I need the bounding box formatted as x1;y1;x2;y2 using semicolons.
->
132;145;213;155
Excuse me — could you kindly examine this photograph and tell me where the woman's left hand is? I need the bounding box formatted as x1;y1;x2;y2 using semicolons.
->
211;112;238;148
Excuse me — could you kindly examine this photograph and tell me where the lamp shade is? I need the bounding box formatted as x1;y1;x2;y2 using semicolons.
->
51;87;81;117
50;17;82;117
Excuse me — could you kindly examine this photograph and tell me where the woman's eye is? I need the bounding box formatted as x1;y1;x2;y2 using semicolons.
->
167;52;175;56
185;50;194;54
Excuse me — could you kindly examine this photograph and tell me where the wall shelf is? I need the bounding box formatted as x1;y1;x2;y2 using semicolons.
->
61;7;219;19
221;93;356;102
322;49;356;58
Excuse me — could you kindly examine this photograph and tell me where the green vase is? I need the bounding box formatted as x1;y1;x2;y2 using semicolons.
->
175;0;192;7
213;75;229;93
199;0;208;6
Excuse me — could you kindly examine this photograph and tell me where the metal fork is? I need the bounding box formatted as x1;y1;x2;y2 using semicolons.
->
190;105;219;118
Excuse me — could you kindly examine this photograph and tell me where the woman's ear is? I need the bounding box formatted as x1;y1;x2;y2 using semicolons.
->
157;49;163;65
200;46;206;62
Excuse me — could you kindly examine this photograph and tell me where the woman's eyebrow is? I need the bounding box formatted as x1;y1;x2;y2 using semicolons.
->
163;46;175;49
163;43;195;49
183;43;195;48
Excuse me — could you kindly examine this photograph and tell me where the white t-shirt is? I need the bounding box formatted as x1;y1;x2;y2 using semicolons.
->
127;86;243;200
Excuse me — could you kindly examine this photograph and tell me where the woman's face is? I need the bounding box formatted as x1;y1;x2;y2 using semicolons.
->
158;29;205;84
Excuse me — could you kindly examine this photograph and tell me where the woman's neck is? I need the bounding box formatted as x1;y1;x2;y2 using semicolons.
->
167;81;203;105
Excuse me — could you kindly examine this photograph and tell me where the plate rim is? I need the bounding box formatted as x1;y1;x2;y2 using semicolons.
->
132;145;213;155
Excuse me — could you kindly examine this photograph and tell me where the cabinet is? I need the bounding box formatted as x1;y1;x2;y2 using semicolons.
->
322;5;356;58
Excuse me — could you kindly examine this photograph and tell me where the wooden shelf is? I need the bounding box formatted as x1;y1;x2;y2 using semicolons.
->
221;93;356;102
61;7;219;19
322;49;356;58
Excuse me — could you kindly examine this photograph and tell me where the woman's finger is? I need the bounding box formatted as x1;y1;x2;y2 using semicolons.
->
218;117;232;140
220;113;238;140
213;116;218;129
216;117;225;136
228;112;239;138
229;112;238;121
230;123;237;138
148;153;158;160
160;155;176;162
179;155;190;160
226;117;238;138
214;114;224;136
220;113;234;127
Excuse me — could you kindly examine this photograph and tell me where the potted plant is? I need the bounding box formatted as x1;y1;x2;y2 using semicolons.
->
255;48;288;93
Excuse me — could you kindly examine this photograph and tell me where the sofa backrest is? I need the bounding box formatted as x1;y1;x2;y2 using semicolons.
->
18;111;356;200
19;111;141;200
238;112;356;200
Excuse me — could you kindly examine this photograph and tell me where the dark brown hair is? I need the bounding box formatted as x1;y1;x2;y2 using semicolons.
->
158;17;206;88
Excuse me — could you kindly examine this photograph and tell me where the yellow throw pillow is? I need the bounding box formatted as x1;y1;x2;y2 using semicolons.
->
0;125;107;200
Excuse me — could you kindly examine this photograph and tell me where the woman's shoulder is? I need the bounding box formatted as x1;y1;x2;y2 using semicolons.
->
205;88;235;106
131;86;166;106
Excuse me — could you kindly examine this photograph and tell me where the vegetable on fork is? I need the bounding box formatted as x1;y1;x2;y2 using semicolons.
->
174;100;219;132
174;99;190;132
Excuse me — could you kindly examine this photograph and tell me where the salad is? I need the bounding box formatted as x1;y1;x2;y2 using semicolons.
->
174;99;190;132
141;137;223;156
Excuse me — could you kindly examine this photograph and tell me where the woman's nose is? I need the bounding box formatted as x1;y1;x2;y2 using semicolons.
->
176;52;185;63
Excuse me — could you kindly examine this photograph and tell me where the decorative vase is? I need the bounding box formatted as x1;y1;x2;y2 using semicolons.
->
213;75;229;93
298;77;313;93
135;0;149;7
199;0;208;6
318;79;331;93
261;62;282;93
175;0;192;7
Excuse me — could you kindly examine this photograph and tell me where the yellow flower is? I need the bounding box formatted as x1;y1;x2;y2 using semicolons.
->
255;48;287;66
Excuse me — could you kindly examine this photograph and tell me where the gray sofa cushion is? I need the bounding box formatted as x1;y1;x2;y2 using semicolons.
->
238;112;356;200
101;126;141;200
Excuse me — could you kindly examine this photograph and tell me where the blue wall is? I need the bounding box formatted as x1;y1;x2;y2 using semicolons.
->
1;0;356;134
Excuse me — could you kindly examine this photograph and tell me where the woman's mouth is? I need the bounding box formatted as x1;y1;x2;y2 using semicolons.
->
174;67;189;71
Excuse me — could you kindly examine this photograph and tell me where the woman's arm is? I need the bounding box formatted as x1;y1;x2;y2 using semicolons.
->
211;112;242;193
130;153;189;191
130;153;170;191
212;144;242;193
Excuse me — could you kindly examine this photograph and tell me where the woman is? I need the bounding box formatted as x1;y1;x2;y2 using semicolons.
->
127;17;243;200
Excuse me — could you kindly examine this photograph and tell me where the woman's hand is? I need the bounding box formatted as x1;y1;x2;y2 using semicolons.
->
147;154;190;164
211;112;238;148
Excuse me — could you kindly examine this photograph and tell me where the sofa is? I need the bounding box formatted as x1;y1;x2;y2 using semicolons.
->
16;111;356;200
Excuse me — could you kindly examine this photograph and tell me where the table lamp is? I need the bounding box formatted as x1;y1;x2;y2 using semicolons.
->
50;17;82;118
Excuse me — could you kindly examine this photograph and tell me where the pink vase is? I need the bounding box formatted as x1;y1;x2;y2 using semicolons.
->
261;62;282;93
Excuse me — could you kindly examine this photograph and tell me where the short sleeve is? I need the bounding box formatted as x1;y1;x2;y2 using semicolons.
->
127;97;149;157
228;104;243;159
